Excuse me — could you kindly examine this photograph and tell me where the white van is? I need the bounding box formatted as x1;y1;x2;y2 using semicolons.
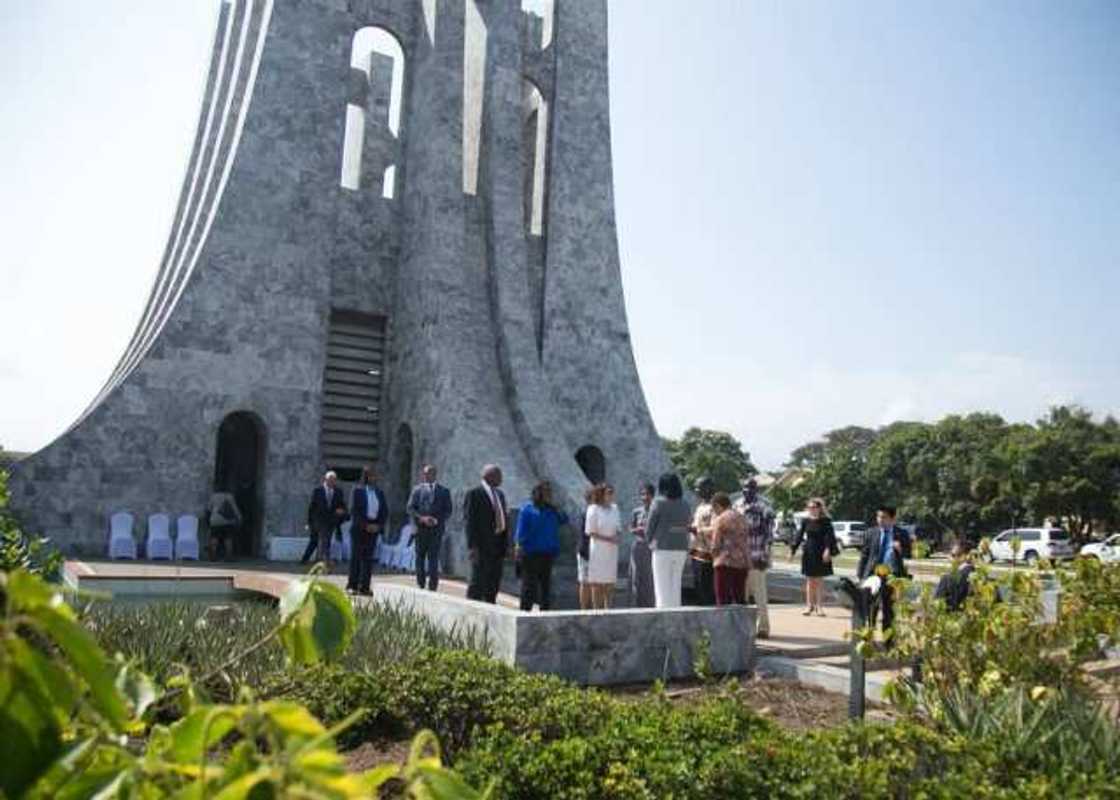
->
987;528;1075;563
832;521;868;550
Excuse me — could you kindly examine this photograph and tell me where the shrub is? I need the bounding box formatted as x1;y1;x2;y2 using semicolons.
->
885;558;1120;797
888;562;1119;702
457;696;774;799
263;649;617;754
83;596;490;701
265;648;1120;798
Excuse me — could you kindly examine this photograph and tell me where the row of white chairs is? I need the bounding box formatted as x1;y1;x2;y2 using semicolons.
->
109;511;420;568
330;523;416;571
375;523;416;571
109;512;200;560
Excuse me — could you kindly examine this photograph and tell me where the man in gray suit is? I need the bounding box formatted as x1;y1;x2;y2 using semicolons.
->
406;464;454;590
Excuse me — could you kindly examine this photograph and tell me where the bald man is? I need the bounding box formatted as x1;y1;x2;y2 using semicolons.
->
463;464;509;603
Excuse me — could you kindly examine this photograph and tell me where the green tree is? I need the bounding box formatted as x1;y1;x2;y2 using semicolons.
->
663;428;756;494
1024;406;1120;539
787;425;878;468
804;444;879;521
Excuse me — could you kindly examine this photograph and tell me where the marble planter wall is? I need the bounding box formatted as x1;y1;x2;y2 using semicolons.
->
368;583;756;685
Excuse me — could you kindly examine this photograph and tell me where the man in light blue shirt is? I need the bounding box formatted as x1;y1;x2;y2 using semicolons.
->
857;505;911;634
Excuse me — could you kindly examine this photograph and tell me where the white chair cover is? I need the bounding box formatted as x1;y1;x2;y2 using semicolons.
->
340;521;353;561
377;525;400;568
330;521;348;562
146;513;173;560
175;515;200;560
393;524;416;571
108;512;137;560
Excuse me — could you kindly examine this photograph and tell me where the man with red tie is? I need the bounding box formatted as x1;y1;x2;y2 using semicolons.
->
464;464;509;603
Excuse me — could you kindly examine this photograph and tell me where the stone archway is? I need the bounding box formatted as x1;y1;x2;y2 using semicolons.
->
575;445;606;485
213;411;266;558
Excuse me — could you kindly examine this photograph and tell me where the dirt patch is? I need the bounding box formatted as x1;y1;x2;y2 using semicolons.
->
612;676;894;731
344;739;411;772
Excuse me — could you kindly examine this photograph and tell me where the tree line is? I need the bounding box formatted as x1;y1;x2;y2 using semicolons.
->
666;406;1120;543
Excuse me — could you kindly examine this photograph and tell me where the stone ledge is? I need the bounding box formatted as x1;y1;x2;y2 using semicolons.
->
365;583;756;686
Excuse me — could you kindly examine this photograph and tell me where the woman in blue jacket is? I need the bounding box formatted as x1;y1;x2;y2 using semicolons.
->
515;481;569;611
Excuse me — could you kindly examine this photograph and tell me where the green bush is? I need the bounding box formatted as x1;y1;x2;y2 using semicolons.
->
884;558;1120;798
265;648;1120;799
263;649;616;754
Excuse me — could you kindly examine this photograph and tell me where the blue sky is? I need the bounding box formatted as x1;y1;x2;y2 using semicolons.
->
1;0;1117;469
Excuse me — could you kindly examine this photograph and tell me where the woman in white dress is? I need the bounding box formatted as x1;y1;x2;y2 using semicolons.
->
584;483;621;609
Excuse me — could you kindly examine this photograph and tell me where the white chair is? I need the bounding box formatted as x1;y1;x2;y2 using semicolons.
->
146;513;173;560
108;512;137;560
331;521;349;562
403;533;421;569
341;521;353;561
375;529;391;566
175;514;200;560
377;526;400;568
393;523;416;572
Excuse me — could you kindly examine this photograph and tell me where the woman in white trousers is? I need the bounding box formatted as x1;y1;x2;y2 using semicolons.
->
644;473;692;609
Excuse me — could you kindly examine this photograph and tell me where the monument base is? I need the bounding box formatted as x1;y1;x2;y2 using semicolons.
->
367;583;756;685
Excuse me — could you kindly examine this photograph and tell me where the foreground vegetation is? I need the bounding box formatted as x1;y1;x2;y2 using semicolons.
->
2;465;1118;798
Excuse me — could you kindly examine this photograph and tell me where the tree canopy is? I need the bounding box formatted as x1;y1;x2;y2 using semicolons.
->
663;428;756;494
779;406;1120;541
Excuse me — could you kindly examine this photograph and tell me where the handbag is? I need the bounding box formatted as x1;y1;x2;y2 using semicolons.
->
218;498;237;523
578;532;591;561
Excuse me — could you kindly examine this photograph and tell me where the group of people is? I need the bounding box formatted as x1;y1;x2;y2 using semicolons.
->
791;501;919;632
208;459;974;641
567;473;776;638
292;463;779;633
301;464;451;596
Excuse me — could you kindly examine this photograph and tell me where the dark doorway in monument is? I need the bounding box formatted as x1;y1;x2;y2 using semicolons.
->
390;423;414;528
214;411;266;559
575;445;606;485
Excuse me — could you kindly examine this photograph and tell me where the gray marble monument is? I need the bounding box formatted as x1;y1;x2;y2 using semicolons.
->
9;0;668;574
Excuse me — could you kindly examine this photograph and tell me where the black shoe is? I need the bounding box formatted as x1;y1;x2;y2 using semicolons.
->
358;589;372;596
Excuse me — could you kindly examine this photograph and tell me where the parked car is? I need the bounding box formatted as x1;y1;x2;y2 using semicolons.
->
1079;534;1120;564
900;523;943;553
986;528;1075;564
832;521;868;550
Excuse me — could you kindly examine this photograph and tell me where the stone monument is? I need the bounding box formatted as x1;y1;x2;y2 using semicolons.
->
9;0;668;573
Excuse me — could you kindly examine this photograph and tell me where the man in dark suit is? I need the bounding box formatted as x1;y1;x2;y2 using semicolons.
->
407;464;454;591
857;505;912;634
348;466;388;595
304;470;348;565
934;540;975;612
464;464;509;603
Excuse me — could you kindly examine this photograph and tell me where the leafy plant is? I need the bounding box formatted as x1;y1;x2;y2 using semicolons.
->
1;567;488;798
884;558;1120;790
692;629;713;683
